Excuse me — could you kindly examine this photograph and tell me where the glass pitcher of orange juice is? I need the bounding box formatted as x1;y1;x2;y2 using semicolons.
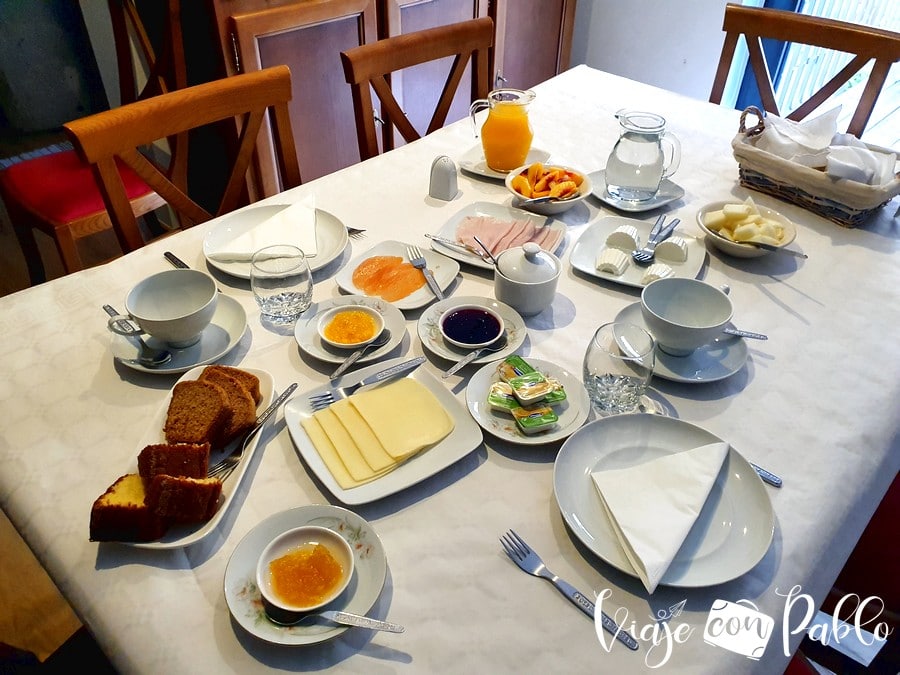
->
469;89;535;172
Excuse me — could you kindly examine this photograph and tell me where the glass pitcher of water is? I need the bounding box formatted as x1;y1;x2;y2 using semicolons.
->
604;110;681;202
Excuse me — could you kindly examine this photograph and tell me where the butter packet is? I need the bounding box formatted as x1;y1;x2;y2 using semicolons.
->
508;371;555;405
543;377;567;406
511;404;558;434
487;382;521;413
497;355;537;382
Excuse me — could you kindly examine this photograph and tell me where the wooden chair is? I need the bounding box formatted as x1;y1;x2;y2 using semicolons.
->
63;65;301;255
340;16;493;161
0;0;186;284
709;4;900;137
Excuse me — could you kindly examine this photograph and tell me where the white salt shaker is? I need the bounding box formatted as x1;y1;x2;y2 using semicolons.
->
429;155;459;201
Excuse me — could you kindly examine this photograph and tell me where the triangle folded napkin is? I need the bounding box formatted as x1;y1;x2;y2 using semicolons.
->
207;194;318;262
590;441;729;594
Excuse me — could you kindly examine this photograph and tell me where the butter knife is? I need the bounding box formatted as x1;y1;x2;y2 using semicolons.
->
745;241;808;258
424;233;487;259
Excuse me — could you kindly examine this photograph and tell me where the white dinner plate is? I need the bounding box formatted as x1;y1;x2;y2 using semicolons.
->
123;366;275;549
109;294;248;376
224;505;387;645
293;295;406;365
202;205;349;279
570;216;705;289
589;169;685;212
334;240;460;310
429;201;561;271
417;296;526;365
284;357;483;505
466;358;590;445
458;144;551;181
616;302;749;383
554;415;774;588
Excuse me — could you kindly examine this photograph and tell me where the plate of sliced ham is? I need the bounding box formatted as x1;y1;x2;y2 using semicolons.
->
430;202;566;271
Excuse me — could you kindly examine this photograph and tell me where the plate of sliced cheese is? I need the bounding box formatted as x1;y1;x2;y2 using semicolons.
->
284;357;483;504
570;216;705;289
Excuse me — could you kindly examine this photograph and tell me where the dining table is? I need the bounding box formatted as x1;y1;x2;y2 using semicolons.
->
1;64;898;674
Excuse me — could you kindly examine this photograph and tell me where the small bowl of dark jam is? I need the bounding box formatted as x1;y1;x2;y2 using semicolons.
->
439;304;505;349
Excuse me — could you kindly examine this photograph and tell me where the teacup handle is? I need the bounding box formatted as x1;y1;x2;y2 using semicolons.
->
469;99;490;138
660;132;681;179
107;313;143;337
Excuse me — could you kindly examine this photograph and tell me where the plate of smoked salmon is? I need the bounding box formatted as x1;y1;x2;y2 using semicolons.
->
429;202;566;271
335;240;461;310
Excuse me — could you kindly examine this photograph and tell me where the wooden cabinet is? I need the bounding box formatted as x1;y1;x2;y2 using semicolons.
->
196;0;575;182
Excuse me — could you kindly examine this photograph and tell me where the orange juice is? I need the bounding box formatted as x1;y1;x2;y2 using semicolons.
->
480;103;533;172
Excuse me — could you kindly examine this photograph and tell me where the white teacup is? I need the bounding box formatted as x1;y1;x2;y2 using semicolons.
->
107;269;218;348
640;278;733;356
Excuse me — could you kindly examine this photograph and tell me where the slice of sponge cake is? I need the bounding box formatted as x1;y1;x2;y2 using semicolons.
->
163;380;231;448
137;442;210;480
198;368;257;445
202;365;262;404
89;474;168;542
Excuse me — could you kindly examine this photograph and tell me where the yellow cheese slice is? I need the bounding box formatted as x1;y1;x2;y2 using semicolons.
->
299;417;358;489
330;398;395;473
349;378;454;460
314;408;382;482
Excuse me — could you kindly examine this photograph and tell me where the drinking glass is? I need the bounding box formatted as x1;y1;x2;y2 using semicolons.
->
250;245;313;324
583;321;655;414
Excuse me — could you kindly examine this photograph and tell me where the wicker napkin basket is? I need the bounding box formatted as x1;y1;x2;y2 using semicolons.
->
731;107;900;227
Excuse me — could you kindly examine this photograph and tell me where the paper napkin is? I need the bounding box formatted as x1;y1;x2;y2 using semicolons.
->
207;194;318;262
590;441;729;594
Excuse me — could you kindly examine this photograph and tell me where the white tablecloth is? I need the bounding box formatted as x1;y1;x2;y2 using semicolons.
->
1;65;898;674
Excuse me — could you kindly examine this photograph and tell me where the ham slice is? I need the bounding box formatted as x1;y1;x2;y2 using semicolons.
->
455;215;560;256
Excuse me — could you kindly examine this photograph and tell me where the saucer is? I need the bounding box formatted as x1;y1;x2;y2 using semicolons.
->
293;295;406;364
616;302;748;383
417;296;526;364
109;295;248;375
589;170;685;212
458;144;551;181
224;505;387;645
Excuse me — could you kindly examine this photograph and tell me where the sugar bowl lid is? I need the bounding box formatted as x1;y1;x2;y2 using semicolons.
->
496;242;560;283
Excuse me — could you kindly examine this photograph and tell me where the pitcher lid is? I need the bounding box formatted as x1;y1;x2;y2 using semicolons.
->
497;242;559;283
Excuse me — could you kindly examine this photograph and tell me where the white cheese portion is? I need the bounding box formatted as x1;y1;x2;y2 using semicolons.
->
640;263;675;285
655;236;689;263
595;247;630;275
605;224;640;251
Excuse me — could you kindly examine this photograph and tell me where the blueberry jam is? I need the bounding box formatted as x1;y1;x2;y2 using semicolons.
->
442;308;501;345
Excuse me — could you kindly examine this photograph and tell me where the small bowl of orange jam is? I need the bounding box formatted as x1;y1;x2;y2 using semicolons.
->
317;305;385;350
256;525;355;624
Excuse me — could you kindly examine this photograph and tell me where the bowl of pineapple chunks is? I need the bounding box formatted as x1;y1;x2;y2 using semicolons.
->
505;162;591;215
696;196;797;258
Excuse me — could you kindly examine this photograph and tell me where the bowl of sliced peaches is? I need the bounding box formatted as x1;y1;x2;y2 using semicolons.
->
505;162;592;216
697;196;797;258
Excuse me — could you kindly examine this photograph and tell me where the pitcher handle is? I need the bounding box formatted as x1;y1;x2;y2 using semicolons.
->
660;132;681;179
469;99;489;138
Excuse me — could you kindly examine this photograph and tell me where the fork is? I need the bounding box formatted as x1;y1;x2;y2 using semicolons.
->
631;217;681;265
207;383;298;480
308;356;425;411
346;226;366;239
500;530;639;651
407;245;444;300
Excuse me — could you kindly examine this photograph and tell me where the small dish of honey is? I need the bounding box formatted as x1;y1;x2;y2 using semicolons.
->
316;305;385;350
256;525;355;623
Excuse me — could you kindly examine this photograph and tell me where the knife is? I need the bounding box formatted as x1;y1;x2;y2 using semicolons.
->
424;233;488;259
164;251;190;269
745;241;808;258
349;356;426;392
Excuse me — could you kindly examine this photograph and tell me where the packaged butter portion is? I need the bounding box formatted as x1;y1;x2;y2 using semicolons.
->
508;371;555;405
543;376;567;406
511;404;558;434
487;381;521;413
497;355;536;382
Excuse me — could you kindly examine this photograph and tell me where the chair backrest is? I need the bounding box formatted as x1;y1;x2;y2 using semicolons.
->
709;4;900;137
341;16;493;161
63;65;302;254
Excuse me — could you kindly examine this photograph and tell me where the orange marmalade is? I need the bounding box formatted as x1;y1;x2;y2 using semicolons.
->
269;543;344;607
323;309;378;344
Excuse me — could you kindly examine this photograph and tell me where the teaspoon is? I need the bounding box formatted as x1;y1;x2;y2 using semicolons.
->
442;333;508;378
102;305;172;367
268;609;405;633
329;328;392;380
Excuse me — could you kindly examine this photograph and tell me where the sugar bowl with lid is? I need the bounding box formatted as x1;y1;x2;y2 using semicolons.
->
493;242;561;316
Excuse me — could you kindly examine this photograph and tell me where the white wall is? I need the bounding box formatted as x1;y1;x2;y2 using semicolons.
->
570;0;732;101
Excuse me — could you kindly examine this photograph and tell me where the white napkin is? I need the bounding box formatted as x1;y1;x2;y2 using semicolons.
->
827;134;897;185
207;194;318;262
590;441;729;594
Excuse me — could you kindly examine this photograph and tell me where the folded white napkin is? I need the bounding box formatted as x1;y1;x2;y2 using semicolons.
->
827;134;897;185
207;194;318;262
590;441;729;594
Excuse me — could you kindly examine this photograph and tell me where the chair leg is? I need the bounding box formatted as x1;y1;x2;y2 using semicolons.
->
53;226;85;276
8;210;48;286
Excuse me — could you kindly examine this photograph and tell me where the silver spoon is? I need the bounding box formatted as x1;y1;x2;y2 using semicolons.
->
329;328;392;380
472;235;499;265
269;609;404;633
102;305;172;367
723;327;768;340
442;333;508;378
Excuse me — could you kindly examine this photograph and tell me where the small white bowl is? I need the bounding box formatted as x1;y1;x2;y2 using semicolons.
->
439;304;505;349
696;200;797;258
316;305;385;350
256;525;354;623
505;164;592;216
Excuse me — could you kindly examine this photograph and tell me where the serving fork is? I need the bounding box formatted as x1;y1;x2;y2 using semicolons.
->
207;383;298;481
407;245;444;299
631;216;681;265
500;529;639;651
308;356;425;411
